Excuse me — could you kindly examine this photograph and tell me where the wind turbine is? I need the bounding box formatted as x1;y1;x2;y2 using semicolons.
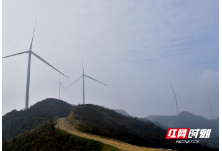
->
170;82;179;115
201;94;214;119
47;77;67;100
66;61;108;104
171;94;178;109
2;18;69;110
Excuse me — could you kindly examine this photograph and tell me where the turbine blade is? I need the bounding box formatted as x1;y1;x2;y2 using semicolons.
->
2;51;29;59
201;101;209;111
209;101;218;103
46;82;59;88
82;54;83;71
66;76;83;90
206;94;211;102
209;101;212;119
32;51;69;78
60;83;68;93
29;17;37;51
85;75;108;86
170;82;176;96
171;96;175;109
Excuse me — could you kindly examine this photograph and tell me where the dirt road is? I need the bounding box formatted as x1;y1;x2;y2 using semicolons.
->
55;118;166;151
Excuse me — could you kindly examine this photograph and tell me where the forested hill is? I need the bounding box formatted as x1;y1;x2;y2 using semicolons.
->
67;104;218;151
2;120;118;151
146;111;219;137
3;98;72;140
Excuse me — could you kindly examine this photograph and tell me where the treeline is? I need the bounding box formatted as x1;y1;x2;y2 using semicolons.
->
3;98;72;140
68;104;218;151
199;136;219;148
2;120;118;151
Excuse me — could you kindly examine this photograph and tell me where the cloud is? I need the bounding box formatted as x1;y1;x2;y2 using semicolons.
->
2;0;218;118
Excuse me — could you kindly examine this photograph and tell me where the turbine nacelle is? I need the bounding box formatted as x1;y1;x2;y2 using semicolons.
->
47;77;67;100
66;65;108;104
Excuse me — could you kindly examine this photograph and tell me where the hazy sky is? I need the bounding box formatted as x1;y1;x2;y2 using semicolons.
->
2;0;219;118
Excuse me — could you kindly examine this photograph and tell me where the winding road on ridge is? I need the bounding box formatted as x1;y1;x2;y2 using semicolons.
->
55;118;166;151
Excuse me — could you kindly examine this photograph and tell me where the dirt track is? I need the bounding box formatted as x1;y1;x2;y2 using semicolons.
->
55;118;166;151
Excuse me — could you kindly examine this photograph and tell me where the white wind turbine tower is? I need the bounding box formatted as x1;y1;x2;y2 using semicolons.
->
2;19;69;110
170;82;179;115
66;60;108;104
48;77;67;100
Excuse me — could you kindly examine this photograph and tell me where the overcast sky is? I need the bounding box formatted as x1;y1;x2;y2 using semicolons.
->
2;0;219;118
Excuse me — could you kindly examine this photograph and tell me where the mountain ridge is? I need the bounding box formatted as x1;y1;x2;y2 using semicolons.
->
2;100;218;150
145;111;219;148
114;109;131;117
146;111;219;137
2;98;72;140
3;119;118;151
67;104;217;151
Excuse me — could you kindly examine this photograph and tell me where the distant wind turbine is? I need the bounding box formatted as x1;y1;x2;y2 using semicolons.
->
66;60;108;104
171;93;178;109
47;77;67;100
170;82;179;115
201;94;214;119
2;18;69;110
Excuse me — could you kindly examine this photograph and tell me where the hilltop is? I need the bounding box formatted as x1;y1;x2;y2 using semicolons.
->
2;98;72;140
67;104;218;151
114;109;131;116
3;120;118;151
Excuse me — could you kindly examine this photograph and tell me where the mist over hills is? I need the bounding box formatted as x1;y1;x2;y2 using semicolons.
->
213;116;219;120
146;111;219;137
114;109;131;117
145;111;219;148
2;98;72;140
